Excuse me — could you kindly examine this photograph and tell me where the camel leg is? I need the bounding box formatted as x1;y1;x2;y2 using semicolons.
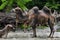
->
50;22;55;38
32;26;37;37
48;18;55;38
49;27;55;38
48;22;55;38
23;21;29;33
48;27;53;37
31;22;37;37
30;18;37;37
51;27;55;38
0;35;2;38
4;32;8;39
23;24;27;33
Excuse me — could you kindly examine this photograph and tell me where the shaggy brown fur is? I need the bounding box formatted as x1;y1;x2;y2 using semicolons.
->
12;6;55;37
0;24;15;38
26;6;55;37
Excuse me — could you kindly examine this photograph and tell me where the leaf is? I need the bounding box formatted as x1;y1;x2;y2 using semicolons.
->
1;0;6;2
16;0;28;11
23;0;32;3
0;1;8;10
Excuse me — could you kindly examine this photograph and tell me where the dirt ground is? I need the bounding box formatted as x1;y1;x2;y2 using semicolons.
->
0;28;60;40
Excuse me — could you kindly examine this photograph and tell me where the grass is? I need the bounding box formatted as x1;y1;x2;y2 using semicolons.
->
17;23;48;30
37;26;48;29
57;29;60;32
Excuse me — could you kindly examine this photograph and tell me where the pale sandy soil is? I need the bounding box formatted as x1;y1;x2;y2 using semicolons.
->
0;28;60;40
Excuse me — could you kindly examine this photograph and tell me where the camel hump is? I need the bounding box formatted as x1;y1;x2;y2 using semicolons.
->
42;6;51;15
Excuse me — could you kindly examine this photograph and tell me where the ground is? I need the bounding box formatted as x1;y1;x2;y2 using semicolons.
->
1;27;60;40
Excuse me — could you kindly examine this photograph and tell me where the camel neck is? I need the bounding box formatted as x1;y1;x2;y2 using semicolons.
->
2;26;9;32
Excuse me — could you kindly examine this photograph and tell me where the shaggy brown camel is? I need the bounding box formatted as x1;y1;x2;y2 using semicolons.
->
12;6;55;38
25;6;55;37
0;24;15;38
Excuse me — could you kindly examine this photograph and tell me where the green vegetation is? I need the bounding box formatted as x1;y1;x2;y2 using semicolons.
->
57;29;60;32
0;0;60;12
0;0;32;12
37;26;48;29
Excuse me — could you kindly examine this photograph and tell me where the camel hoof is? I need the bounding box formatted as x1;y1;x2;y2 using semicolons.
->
48;36;54;38
50;36;54;38
32;35;37;38
48;36;51;38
